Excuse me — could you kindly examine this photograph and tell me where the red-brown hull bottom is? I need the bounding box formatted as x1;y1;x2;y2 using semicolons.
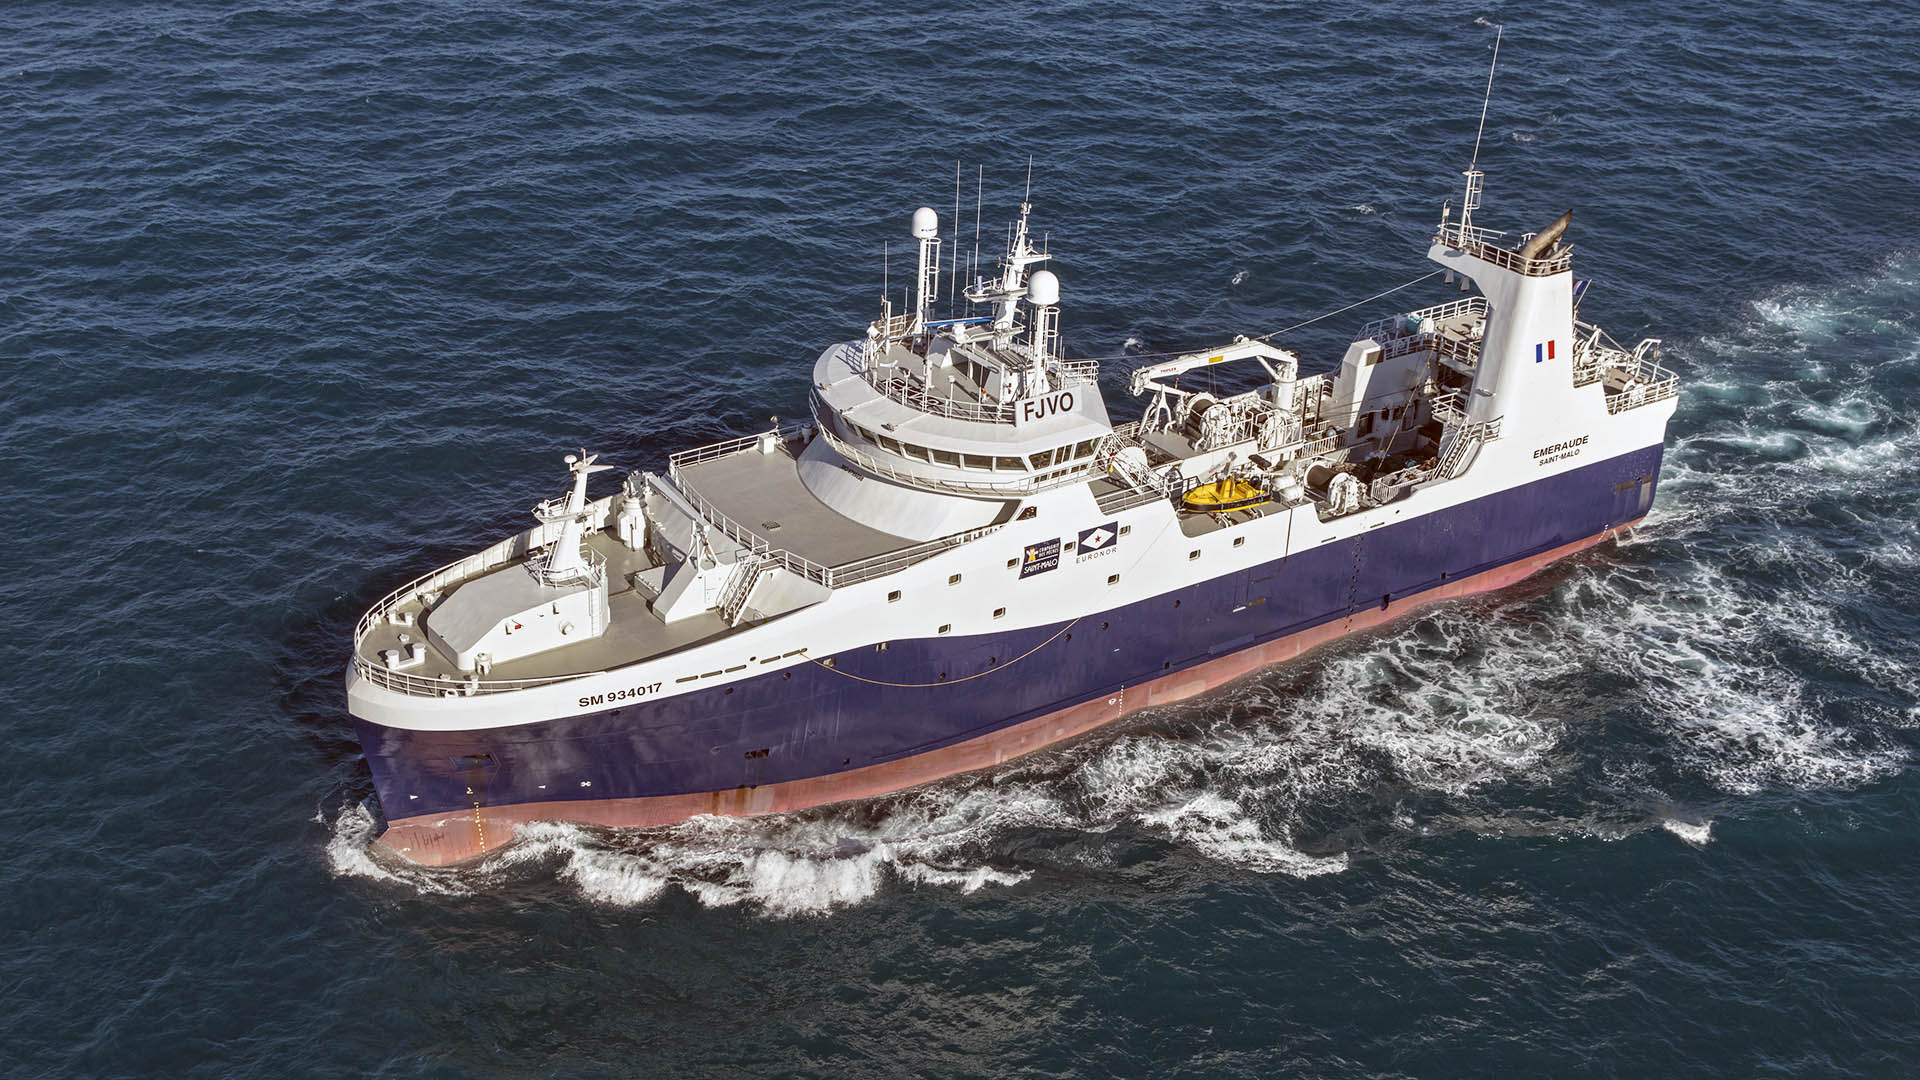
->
373;521;1637;867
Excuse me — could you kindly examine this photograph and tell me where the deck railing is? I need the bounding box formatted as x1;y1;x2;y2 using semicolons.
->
666;425;1013;587
667;424;809;474
348;499;620;697
1359;296;1488;344
1605;342;1679;415
864;368;1020;424
857;351;1100;425
828;522;1006;588
1435;221;1572;276
669;476;837;586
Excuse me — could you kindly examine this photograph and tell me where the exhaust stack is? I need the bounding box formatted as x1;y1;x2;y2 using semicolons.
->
1517;210;1572;260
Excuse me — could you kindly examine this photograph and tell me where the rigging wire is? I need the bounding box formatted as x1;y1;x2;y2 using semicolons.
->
1065;267;1446;365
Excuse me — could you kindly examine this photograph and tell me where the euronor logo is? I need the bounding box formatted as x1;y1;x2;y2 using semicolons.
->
1079;523;1116;551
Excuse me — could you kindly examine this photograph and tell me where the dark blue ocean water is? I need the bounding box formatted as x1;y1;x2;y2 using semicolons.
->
6;2;1920;1076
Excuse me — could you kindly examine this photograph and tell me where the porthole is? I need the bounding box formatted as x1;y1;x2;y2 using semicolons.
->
1232;536;1245;548
993;607;1006;619
949;573;962;585
1188;550;1200;561
1108;574;1119;585
887;590;901;603
938;624;951;634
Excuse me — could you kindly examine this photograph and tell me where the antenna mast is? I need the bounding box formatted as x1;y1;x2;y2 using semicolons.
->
1460;24;1502;232
971;165;982;311
950;160;961;306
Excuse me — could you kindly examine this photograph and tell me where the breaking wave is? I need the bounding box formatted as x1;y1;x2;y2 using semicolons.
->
327;258;1918;914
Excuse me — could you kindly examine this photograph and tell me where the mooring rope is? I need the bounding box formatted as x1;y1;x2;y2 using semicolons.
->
806;616;1083;688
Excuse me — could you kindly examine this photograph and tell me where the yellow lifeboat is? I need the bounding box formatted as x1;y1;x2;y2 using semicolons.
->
1181;476;1271;514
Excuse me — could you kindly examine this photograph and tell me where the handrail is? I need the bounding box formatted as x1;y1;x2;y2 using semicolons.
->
1359;296;1487;343
1435;221;1572;276
351;500;614;660
717;554;766;625
348;499;625;696
352;660;604;697
856;356;1100;425
828;521;1005;587
864;367;1019;423
528;543;606;589
668;429;1012;586
668;424;808;473
1429;389;1467;427
1605;344;1679;415
673;477;837;586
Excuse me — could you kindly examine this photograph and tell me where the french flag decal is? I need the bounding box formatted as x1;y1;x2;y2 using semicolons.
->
1535;339;1556;363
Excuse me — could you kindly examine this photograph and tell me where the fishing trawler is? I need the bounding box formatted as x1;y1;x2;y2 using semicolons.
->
346;155;1678;866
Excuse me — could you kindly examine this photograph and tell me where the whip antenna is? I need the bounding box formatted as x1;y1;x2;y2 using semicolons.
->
1461;24;1502;231
950;160;961;305
1469;25;1503;174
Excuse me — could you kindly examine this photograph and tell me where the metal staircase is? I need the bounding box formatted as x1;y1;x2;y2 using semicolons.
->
1435;416;1501;480
717;555;767;626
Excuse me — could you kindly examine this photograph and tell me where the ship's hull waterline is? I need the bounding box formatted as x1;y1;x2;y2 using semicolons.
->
357;445;1662;867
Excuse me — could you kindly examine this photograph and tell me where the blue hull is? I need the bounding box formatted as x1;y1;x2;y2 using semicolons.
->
352;445;1663;822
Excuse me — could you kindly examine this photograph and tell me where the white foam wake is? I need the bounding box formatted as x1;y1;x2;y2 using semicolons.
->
1662;818;1713;846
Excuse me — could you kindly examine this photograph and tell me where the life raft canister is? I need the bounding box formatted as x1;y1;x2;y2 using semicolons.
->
1180;476;1271;514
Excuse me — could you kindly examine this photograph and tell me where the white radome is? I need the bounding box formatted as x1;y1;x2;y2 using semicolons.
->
911;206;939;239
1027;268;1060;306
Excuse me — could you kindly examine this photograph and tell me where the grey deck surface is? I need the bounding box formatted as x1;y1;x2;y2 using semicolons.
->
675;441;912;568
355;531;735;685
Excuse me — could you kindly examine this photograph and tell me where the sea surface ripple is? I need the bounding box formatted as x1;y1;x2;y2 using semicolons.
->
4;1;1919;1076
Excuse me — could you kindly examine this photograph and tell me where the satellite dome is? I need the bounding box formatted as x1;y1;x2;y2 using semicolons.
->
1027;269;1060;306
911;206;939;240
